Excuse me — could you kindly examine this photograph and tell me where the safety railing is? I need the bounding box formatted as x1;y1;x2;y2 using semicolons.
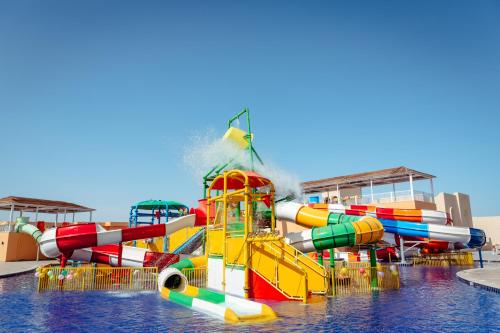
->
331;264;400;295
413;252;474;266
254;241;308;302
342;190;434;205
37;265;158;292
182;266;207;288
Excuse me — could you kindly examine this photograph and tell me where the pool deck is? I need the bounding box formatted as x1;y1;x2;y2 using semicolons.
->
457;266;500;293
472;250;500;263
0;260;57;278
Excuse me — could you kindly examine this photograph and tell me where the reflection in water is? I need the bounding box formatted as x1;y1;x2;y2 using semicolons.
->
0;265;499;332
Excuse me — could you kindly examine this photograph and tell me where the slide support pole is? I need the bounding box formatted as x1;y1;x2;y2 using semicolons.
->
370;246;378;289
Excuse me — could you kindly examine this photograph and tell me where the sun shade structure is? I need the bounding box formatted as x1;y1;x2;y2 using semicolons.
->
302;166;435;194
0;196;94;214
0;196;95;232
209;171;272;190
132;200;188;210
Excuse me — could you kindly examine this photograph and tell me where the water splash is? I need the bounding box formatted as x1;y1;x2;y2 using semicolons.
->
182;130;303;200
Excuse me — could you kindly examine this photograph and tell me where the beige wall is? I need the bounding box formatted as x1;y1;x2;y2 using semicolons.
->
435;192;472;227
0;232;47;261
472;216;500;250
375;200;437;210
319;188;362;204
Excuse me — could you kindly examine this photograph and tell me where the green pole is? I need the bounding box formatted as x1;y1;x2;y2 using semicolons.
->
370;246;378;289
245;108;254;171
235;202;241;222
330;249;336;296
317;251;323;266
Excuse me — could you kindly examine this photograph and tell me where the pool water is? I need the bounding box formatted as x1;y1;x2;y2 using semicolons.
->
0;265;499;333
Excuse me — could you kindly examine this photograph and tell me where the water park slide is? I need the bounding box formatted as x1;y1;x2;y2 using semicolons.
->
310;203;451;225
276;202;384;253
67;244;179;269
284;203;486;249
16;214;197;261
172;227;205;255
380;219;486;248
158;257;276;323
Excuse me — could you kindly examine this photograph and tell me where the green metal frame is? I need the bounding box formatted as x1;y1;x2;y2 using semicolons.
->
202;108;264;198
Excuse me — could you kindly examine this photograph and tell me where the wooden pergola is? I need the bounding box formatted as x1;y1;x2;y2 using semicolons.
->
302;166;435;202
0;196;95;231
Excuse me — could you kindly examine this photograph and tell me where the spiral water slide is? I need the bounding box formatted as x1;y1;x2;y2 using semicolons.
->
286;203;486;249
276;202;384;252
15;214;198;267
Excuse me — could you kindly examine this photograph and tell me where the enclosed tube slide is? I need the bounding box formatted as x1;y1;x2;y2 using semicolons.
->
309;203;451;225
276;202;384;253
157;256;276;323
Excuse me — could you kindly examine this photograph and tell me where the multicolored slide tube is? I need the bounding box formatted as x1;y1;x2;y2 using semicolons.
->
160;285;276;323
157;256;276;323
67;244;179;269
380;219;485;248
309;203;451;225
15;214;197;259
37;215;196;258
276;202;384;253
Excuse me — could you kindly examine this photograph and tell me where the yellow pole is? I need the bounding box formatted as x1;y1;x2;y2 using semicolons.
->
221;172;228;292
270;187;276;232
243;182;250;298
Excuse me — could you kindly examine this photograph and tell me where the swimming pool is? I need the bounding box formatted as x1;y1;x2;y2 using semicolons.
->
0;264;499;332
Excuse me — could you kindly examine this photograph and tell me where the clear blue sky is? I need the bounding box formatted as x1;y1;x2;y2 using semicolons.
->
1;1;499;221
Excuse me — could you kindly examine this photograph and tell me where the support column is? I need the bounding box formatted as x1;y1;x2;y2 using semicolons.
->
35;207;39;223
369;246;378;289
329;248;336;295
72;212;75;223
55;213;58;228
89;211;93;222
63;209;67;223
392;183;396;202
409;174;414;201
399;235;406;264
370;180;374;203
478;248;484;268
430;178;435;203
9;204;14;232
317;251;323;266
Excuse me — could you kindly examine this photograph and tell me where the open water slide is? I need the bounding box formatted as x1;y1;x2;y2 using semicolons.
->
15;214;199;266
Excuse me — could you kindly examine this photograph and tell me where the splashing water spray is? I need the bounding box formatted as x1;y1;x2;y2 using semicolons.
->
182;108;303;201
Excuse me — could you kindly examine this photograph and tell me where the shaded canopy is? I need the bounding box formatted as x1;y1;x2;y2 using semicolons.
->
0;196;94;214
210;171;272;190
132;200;188;210
302;166;435;194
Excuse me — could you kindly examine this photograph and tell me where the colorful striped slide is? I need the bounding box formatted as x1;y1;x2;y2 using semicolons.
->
276;202;384;252
158;257;276;323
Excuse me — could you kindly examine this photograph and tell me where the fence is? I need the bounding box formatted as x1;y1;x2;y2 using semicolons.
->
37;265;158;292
413;252;474;266
330;264;400;295
182;266;207;288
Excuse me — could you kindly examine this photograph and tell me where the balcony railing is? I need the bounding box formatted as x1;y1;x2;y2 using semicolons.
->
342;190;434;206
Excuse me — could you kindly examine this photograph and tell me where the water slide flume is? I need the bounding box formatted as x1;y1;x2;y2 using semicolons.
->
381;219;485;248
281;203;486;248
276;202;384;252
15;215;197;265
158;257;276;323
309;203;451;225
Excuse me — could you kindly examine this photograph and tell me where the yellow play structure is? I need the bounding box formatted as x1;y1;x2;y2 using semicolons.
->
204;169;328;302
